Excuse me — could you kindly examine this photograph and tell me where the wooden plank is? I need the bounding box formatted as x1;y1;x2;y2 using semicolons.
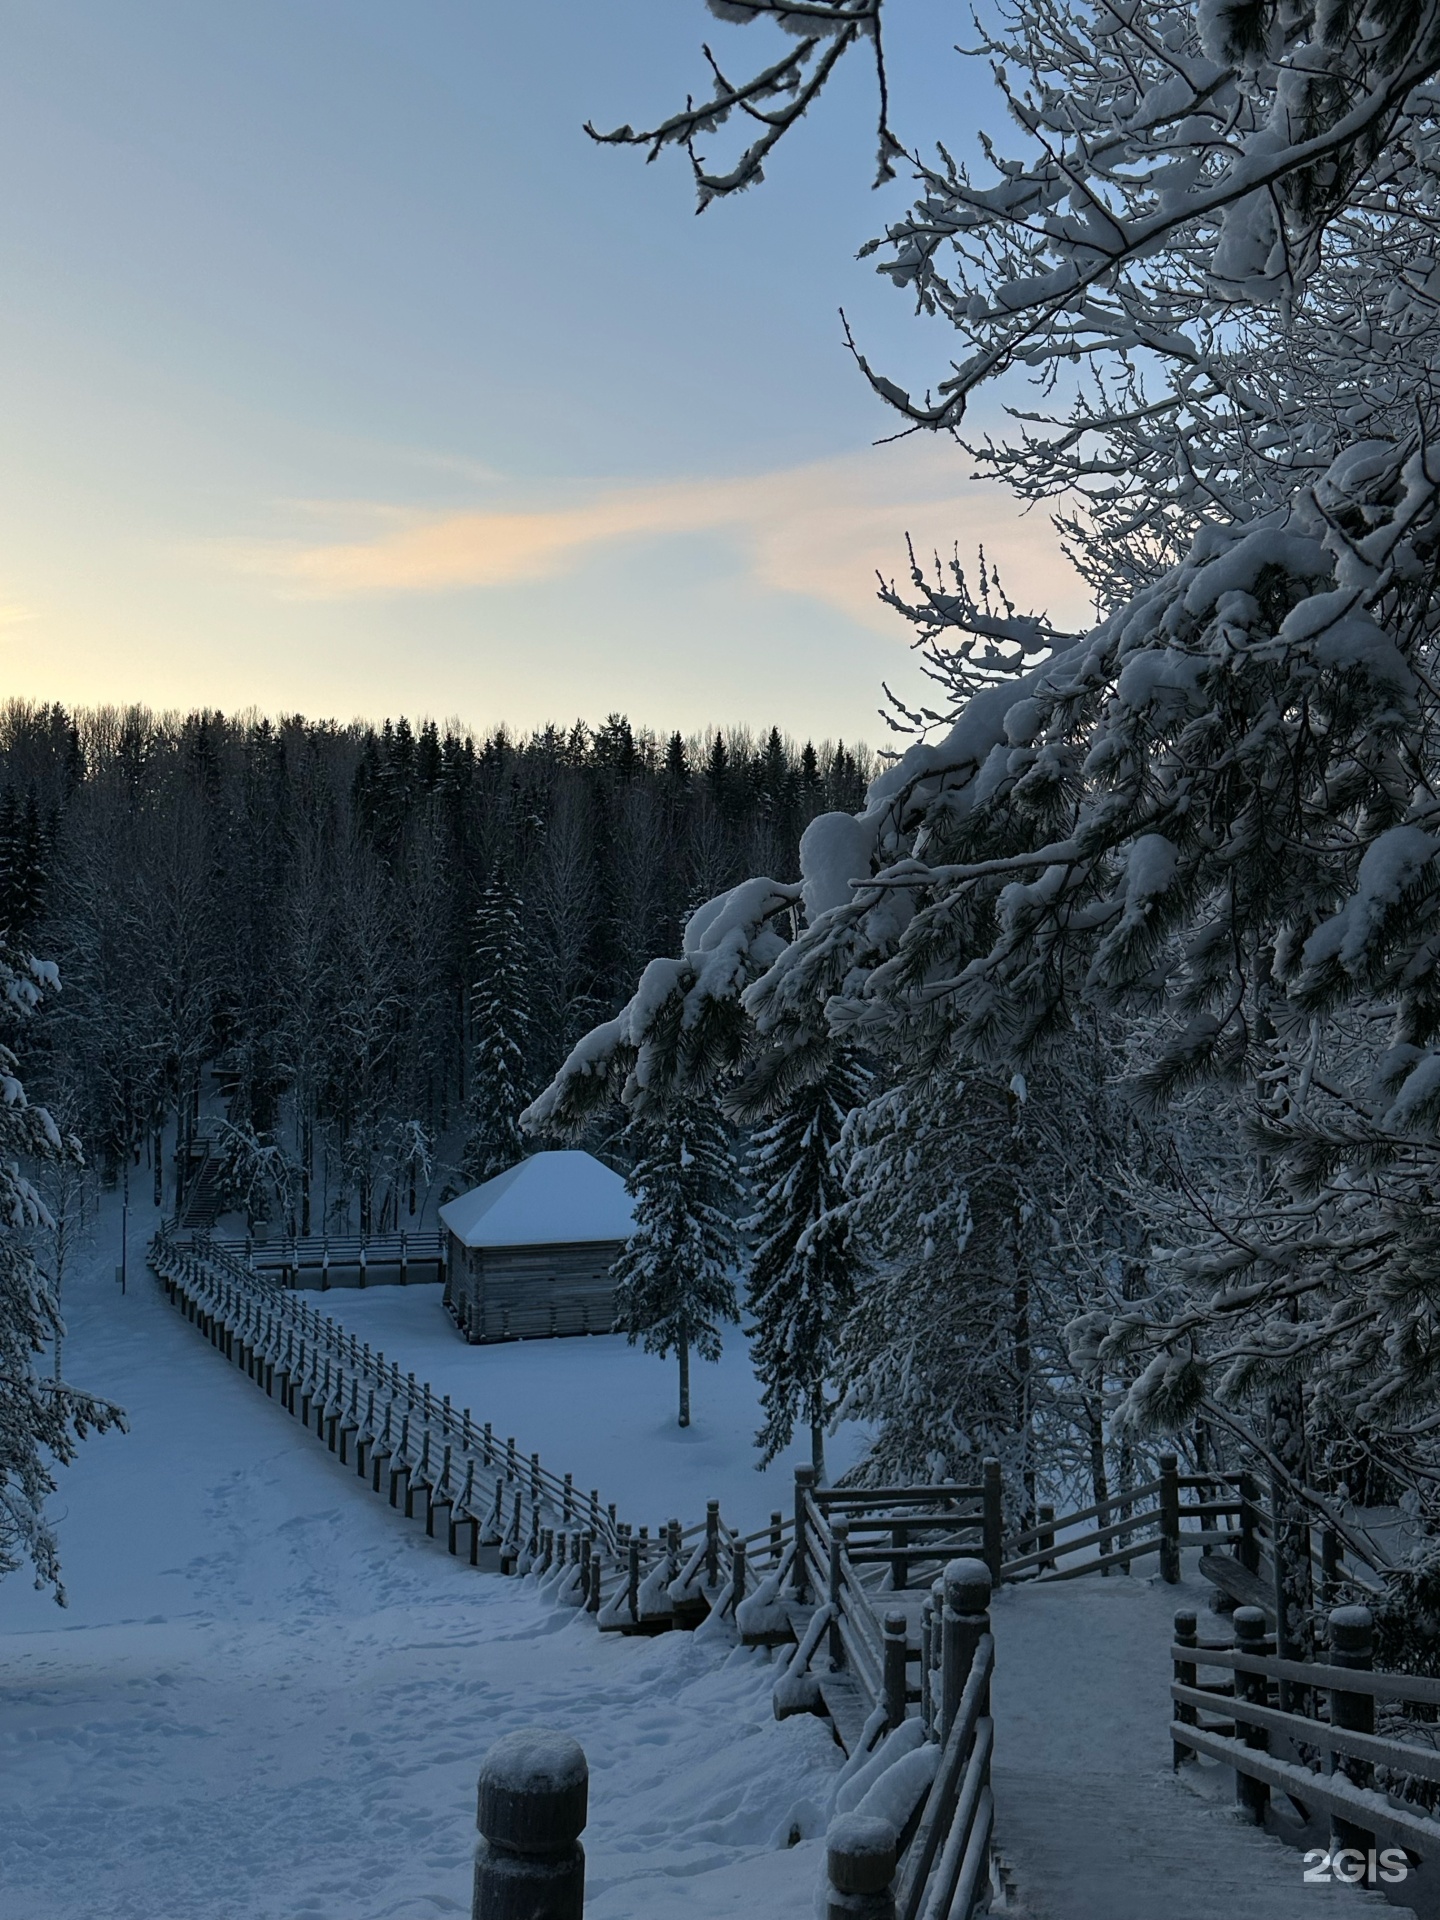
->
1003;1477;1163;1551
1182;1643;1440;1708
1021;1535;1164;1582
818;1673;870;1755
1172;1681;1440;1785
1177;1722;1440;1855
1197;1552;1276;1617
1005;1511;1162;1576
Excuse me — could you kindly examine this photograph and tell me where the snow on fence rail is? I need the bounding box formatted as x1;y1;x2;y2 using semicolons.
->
1172;1600;1440;1898
177;1226;447;1288
149;1226;624;1558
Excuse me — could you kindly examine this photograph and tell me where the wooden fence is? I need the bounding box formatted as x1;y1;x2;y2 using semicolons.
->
153;1229;1003;1919
1172;1600;1440;1906
176;1227;448;1289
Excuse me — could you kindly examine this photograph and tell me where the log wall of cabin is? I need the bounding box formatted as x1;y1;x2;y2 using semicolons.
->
446;1233;623;1342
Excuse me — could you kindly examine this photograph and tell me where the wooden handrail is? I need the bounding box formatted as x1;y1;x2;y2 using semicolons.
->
1002;1476;1162;1551
1171;1680;1440;1784
1180;1642;1440;1708
1177;1723;1440;1856
895;1636;995;1919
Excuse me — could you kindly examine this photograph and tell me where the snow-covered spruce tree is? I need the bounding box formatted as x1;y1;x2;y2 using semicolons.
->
741;1043;869;1476
463;870;531;1186
611;1097;744;1428
0;946;120;1598
545;2;1440;1520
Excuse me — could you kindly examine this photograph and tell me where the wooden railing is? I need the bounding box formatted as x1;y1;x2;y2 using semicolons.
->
150;1227;623;1556
176;1227;447;1287
1171;1599;1440;1886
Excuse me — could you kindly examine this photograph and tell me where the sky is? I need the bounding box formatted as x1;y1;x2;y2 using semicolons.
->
0;1;1089;745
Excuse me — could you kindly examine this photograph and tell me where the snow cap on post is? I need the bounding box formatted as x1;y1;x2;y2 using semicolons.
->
826;1811;898;1912
943;1557;992;1616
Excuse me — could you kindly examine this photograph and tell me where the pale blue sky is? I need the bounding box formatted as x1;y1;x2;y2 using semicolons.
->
0;2;1084;741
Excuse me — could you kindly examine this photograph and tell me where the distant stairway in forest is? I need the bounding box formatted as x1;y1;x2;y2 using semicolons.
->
178;1139;225;1230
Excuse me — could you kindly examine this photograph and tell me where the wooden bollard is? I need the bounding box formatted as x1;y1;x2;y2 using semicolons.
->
474;1727;587;1920
981;1459;1003;1586
1159;1452;1181;1584
825;1812;897;1920
940;1558;992;1741
1329;1604;1376;1871
1232;1606;1270;1824
883;1610;908;1732
1172;1607;1197;1768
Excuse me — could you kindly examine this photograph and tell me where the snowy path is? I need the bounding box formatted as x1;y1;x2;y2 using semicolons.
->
0;1220;842;1920
989;1572;1413;1920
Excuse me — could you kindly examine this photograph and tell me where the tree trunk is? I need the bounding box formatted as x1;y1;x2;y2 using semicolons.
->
300;1109;313;1237
678;1332;690;1429
811;1420;827;1483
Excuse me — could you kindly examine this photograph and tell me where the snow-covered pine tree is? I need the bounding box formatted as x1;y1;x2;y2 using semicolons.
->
612;1097;743;1428
552;0;1440;1514
743;1045;868;1476
463;869;530;1187
0;944;120;1598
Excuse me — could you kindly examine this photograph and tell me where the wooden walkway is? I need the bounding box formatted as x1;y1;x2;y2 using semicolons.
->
988;1571;1413;1920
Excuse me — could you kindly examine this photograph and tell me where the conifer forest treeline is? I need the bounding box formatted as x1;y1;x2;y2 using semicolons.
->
0;699;870;1237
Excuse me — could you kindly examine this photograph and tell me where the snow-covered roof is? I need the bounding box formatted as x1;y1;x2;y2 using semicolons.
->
438;1150;635;1249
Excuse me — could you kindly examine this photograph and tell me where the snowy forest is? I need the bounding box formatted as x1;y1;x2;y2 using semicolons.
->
0;700;868;1212
11;0;1440;1631
517;0;1440;1611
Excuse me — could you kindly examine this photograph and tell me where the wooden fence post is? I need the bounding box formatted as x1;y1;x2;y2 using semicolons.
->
825;1812;897;1920
1237;1471;1260;1575
1037;1504;1056;1573
1159;1452;1181;1584
1232;1606;1270;1825
731;1536;746;1607
1328;1603;1376;1876
706;1500;721;1587
1172;1608;1197;1768
940;1558;992;1742
794;1466;816;1600
829;1518;849;1667
883;1610;908;1732
770;1510;783;1565
474;1727;588;1920
982;1459;1003;1586
920;1591;936;1736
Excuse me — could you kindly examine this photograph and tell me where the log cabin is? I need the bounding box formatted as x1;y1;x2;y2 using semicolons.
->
439;1150;635;1343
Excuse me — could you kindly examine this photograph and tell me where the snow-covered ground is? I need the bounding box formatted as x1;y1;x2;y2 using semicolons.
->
0;1200;845;1920
307;1281;868;1535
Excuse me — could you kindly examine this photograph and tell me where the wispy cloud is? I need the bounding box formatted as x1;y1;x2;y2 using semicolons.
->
229;443;1085;635
0;602;37;631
